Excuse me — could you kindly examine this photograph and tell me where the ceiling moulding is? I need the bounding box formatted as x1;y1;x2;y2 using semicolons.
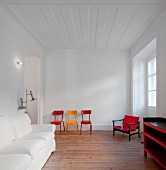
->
1;4;45;49
130;7;166;56
0;0;165;5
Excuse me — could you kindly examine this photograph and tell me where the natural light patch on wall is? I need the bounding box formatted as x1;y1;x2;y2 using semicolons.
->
133;57;146;117
43;49;130;130
132;38;156;120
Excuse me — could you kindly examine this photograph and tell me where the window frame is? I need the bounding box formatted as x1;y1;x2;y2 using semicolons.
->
146;54;156;108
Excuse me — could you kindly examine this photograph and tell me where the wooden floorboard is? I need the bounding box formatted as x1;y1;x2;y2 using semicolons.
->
42;130;162;170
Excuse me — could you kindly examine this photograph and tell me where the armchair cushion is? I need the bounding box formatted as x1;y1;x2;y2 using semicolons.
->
123;115;139;131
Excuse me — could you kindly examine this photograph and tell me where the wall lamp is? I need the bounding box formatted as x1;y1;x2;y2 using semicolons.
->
15;59;23;70
18;98;26;110
16;60;23;65
18;89;37;110
26;89;37;102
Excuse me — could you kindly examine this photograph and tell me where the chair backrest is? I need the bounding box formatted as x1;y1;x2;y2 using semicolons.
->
52;110;64;121
123;115;139;131
67;110;77;121
81;110;91;121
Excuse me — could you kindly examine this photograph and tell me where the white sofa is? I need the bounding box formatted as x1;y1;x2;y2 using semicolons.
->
0;113;56;170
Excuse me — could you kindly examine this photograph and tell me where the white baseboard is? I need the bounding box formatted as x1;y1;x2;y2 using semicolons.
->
55;124;113;131
88;124;113;130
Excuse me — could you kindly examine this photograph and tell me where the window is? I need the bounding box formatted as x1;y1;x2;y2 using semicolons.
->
147;57;156;107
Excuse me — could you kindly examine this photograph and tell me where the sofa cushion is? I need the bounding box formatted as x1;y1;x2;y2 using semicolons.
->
0;139;45;159
0;154;31;170
21;132;54;143
11;114;32;139
31;124;56;132
0;116;15;150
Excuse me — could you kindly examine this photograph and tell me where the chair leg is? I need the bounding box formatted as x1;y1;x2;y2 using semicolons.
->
138;126;140;138
113;129;115;136
74;124;77;135
60;123;61;135
65;124;68;135
129;131;131;142
90;123;92;135
113;122;115;136
80;123;82;135
64;126;65;134
63;122;65;131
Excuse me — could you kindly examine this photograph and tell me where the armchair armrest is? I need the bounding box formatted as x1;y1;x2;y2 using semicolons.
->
128;122;140;125
112;119;124;127
128;121;140;131
31;124;56;132
112;119;124;122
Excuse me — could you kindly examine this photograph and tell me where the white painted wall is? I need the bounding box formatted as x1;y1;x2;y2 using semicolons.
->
0;6;43;117
24;53;40;123
133;57;146;117
130;10;166;118
44;49;130;130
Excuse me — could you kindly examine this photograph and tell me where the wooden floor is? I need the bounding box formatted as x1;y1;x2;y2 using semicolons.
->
42;130;161;170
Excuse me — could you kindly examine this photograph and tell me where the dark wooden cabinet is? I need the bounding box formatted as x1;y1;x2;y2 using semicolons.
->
143;117;166;169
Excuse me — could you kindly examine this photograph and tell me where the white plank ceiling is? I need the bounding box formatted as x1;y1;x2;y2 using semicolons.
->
1;0;166;49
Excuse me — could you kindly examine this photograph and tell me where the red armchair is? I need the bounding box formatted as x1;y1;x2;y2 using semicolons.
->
112;115;140;141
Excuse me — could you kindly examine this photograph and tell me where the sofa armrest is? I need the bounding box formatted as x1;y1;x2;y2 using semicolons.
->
31;124;56;132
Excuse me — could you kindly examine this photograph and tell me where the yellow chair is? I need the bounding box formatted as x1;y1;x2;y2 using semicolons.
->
65;110;78;135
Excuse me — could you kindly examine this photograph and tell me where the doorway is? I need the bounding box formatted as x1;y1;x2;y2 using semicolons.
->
24;47;40;124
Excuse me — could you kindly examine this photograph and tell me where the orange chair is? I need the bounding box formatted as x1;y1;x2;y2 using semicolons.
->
51;110;64;135
65;110;78;135
112;115;140;141
80;110;92;135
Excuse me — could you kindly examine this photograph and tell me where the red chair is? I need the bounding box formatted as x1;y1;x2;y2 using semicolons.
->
80;110;92;135
51;110;64;135
112;115;140;141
